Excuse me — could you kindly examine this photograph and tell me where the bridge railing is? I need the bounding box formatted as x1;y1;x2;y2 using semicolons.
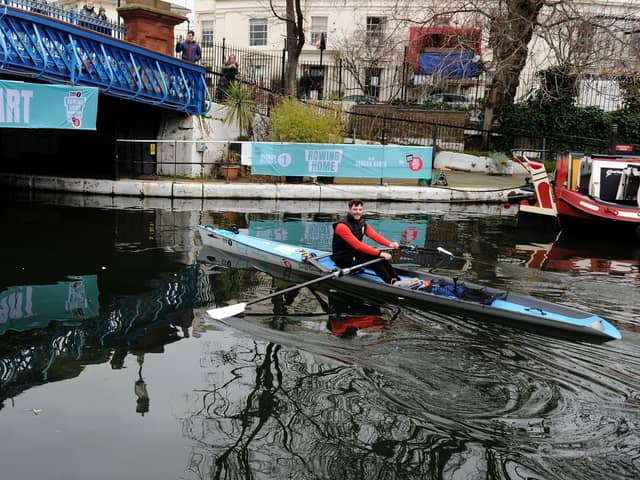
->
0;5;210;115
2;0;126;40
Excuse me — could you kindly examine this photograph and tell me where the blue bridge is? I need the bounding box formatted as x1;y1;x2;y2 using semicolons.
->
0;1;210;115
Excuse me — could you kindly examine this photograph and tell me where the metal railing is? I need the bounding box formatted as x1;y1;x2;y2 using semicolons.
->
3;0;126;40
1;6;210;114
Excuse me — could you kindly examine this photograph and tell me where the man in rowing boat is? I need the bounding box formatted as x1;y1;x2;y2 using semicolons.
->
332;199;420;287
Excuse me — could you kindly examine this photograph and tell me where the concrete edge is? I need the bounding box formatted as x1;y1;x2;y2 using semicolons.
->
0;173;527;203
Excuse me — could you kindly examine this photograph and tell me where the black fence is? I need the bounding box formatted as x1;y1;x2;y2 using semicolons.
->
195;39;639;112
341;107;624;161
168;38;640;165
196;39;483;105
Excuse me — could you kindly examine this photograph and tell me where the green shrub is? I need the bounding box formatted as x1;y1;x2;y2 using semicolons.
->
269;99;344;143
222;82;254;138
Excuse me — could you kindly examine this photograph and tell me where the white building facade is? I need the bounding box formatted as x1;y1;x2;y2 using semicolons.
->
190;0;640;107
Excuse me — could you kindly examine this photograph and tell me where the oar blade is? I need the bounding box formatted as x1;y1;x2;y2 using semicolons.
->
207;302;248;320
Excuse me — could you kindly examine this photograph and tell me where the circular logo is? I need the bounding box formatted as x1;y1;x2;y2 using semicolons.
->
408;155;423;172
402;226;418;242
277;153;292;167
71;117;81;128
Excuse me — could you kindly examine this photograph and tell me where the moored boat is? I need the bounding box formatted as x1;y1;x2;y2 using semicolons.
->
198;225;621;340
514;150;640;240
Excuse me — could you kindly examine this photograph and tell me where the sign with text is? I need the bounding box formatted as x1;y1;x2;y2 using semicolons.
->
249;142;433;179
0;80;99;130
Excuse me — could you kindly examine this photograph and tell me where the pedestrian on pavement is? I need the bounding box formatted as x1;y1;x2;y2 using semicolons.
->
299;69;312;99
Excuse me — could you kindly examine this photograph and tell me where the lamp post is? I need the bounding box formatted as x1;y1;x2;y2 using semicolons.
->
318;33;326;100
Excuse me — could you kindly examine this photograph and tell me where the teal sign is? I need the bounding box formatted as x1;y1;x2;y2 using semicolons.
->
249;218;428;251
0;80;98;130
0;275;99;335
249;143;432;179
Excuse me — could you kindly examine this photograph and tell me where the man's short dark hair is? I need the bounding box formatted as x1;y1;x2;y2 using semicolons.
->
348;199;364;208
187;30;195;36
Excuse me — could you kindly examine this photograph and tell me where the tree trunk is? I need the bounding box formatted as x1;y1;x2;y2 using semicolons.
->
482;0;545;141
284;0;305;95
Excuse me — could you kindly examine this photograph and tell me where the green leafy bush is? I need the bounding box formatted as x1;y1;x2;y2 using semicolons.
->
269;99;344;143
495;98;640;156
492;65;640;155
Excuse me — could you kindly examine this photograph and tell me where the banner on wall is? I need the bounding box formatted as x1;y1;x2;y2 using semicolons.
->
0;80;99;130
247;142;433;179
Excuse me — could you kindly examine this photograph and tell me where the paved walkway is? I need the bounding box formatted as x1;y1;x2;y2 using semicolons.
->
0;170;531;203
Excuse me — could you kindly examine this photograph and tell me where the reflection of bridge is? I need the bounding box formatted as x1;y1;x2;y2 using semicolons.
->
0;266;205;408
1;2;209;115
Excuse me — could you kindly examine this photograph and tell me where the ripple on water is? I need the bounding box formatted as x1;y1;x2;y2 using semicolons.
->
201;263;640;480
325;307;640;451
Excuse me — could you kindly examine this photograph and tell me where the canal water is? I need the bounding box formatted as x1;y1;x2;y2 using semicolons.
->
1;191;639;480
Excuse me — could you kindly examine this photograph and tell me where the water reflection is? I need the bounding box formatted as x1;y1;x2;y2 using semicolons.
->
182;315;640;480
1;193;639;480
0;266;201;412
508;231;640;278
185;223;640;479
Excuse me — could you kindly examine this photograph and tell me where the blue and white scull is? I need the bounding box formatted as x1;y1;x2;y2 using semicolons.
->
199;225;621;340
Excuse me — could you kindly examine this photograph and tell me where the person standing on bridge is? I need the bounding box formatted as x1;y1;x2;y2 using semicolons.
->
96;6;112;36
81;0;96;17
175;30;202;63
78;0;97;30
332;199;419;287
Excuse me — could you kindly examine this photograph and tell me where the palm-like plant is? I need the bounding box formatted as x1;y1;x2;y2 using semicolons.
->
222;82;254;139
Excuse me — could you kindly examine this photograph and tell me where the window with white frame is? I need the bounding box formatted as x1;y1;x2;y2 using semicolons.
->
250;18;268;46
311;16;328;47
201;20;214;47
366;16;385;47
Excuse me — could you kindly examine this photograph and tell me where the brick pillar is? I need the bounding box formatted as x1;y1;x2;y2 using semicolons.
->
117;0;186;57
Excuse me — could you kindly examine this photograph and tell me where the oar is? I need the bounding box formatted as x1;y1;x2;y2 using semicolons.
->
400;245;505;271
381;244;461;260
398;244;457;258
207;257;384;320
396;245;469;272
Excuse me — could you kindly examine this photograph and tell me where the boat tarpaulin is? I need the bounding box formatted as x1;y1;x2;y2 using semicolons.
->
418;51;482;79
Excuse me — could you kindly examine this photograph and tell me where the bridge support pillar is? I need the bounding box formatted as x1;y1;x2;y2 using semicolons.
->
156;106;240;178
118;0;186;57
